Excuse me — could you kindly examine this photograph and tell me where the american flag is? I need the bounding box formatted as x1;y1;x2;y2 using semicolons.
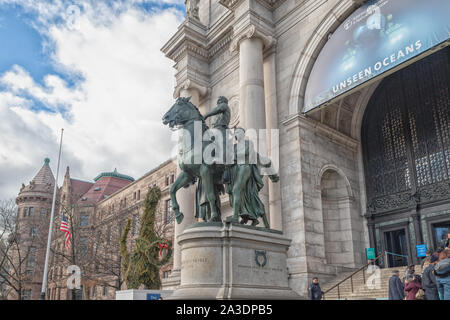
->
60;211;71;250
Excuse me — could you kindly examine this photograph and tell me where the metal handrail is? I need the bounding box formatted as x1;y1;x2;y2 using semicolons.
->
322;252;385;300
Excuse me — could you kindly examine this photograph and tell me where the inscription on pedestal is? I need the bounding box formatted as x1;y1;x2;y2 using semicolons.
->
182;257;209;269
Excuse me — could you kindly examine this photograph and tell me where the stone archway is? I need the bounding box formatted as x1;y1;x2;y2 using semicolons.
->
288;0;362;115
319;168;356;267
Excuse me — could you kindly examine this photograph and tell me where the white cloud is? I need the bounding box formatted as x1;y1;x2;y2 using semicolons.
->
1;65;84;111
0;2;184;199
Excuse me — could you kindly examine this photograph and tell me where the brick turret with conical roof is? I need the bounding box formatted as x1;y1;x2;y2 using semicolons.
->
13;158;58;300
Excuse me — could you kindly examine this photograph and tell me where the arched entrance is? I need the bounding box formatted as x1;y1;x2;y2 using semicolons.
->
320;169;354;266
362;47;450;266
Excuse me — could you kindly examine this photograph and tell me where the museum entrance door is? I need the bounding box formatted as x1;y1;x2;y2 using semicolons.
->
384;229;409;267
432;222;450;251
362;46;450;263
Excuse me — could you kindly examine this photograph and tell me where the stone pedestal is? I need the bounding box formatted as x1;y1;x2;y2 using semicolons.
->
168;222;301;300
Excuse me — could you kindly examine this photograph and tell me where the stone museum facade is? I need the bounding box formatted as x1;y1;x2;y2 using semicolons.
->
160;0;450;296
9;0;449;299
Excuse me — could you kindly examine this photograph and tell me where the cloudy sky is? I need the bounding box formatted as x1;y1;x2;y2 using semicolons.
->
0;0;184;199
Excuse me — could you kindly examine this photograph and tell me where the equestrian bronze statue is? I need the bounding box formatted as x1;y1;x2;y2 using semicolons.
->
162;96;279;228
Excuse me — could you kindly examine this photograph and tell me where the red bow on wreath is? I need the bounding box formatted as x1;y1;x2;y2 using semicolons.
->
158;243;168;257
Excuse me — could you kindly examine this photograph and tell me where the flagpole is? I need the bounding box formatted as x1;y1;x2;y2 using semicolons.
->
40;128;64;300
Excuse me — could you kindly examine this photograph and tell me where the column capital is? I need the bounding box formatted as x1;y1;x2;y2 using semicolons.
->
173;79;211;99
230;24;276;53
364;212;374;222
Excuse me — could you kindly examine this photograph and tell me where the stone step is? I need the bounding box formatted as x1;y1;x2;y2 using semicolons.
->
322;265;422;300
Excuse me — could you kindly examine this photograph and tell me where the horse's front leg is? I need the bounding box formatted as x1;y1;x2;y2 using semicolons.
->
170;171;192;224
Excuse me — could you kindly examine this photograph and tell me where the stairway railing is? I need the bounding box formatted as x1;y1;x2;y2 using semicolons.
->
322;251;400;300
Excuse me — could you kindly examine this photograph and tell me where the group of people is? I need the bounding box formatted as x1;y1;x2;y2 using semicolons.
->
389;247;450;300
308;233;450;300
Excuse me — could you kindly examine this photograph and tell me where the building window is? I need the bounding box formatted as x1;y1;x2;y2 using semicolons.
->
165;199;173;224
57;287;61;300
80;214;89;226
92;285;97;297
23;289;32;300
40;208;48;216
80;237;88;256
26;247;36;275
106;226;111;245
165;176;169;186
137;190;140;200
133;192;136;200
23;207;28;217
30;227;37;237
29;207;34;216
102;285;108;297
170;173;175;184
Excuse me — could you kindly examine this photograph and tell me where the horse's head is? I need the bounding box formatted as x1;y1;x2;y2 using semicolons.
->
162;96;203;129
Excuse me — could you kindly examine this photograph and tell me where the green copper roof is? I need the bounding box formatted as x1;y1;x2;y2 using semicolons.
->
93;168;135;182
44;158;50;166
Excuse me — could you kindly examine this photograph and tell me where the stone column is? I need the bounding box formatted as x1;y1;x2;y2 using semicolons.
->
364;212;376;252
239;36;266;131
263;48;282;231
412;212;423;264
237;31;270;220
163;83;207;289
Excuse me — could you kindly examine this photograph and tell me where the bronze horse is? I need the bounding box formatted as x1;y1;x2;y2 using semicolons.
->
162;97;223;224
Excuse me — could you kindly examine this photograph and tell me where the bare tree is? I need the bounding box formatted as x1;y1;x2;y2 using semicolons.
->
46;201;94;300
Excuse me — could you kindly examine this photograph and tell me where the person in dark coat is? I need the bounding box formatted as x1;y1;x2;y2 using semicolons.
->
308;277;324;300
434;249;450;300
405;274;422;300
388;270;404;300
422;255;439;300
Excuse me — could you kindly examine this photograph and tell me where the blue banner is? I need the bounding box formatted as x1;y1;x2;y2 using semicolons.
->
416;244;427;258
304;0;450;113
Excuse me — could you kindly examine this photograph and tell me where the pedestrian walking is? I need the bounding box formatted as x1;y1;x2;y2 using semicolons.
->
388;270;405;300
308;277;324;300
